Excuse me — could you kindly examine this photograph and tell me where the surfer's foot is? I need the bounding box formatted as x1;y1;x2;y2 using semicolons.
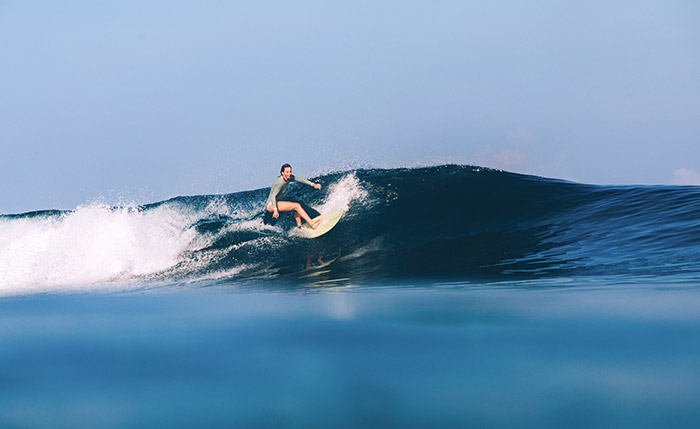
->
311;219;322;229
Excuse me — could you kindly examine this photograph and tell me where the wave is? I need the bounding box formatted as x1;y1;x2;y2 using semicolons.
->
2;165;700;296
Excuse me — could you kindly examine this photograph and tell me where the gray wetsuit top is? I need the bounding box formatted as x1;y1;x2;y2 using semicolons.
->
265;175;314;211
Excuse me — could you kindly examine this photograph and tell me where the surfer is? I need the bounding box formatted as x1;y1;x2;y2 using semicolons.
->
265;164;322;229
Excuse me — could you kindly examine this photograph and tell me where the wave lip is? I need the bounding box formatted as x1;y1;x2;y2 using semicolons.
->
3;165;700;296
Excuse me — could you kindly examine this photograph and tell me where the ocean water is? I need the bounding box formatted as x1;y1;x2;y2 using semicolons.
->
2;165;700;428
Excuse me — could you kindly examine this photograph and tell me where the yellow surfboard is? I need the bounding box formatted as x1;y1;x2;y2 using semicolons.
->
294;210;344;239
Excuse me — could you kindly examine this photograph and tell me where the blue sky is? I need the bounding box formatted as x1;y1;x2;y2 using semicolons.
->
2;0;699;214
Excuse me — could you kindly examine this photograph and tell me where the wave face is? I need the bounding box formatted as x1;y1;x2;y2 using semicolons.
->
3;165;700;295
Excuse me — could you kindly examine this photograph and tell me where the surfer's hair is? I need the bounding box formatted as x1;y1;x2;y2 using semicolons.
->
280;163;292;173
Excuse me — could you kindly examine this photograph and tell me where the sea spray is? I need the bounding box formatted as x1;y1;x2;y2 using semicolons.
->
0;204;197;294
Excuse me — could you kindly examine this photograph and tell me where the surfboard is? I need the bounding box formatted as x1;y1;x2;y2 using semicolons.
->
294;210;344;239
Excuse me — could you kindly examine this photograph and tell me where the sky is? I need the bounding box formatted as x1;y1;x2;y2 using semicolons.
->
1;0;699;214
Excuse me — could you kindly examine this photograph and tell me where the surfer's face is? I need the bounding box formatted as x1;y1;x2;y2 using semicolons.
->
282;167;292;181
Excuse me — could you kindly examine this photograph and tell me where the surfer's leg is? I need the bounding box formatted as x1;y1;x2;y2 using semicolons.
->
275;201;321;229
267;202;301;227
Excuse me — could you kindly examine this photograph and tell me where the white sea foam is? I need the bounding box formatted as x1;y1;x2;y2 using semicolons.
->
0;203;203;296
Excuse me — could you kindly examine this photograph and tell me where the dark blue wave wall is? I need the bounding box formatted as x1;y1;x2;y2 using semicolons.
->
177;165;700;284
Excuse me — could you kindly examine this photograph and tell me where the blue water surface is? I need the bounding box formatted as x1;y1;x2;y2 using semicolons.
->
1;282;700;429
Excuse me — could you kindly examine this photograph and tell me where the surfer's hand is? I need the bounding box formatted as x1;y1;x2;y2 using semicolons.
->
313;183;321;190
273;210;279;219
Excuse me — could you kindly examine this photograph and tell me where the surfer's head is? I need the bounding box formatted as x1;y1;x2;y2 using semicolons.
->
280;163;292;181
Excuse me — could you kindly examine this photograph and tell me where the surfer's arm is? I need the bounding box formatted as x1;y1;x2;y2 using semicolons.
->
292;176;322;190
266;180;283;213
266;196;279;214
269;195;280;219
